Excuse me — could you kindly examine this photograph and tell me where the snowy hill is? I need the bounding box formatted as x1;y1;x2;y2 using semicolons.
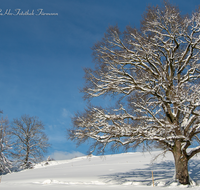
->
1;151;200;190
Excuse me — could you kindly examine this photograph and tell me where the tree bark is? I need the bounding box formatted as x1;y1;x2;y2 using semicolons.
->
172;143;189;185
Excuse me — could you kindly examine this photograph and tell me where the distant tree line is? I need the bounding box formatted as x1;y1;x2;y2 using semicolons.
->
0;114;50;174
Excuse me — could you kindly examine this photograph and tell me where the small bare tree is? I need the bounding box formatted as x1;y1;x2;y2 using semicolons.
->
0;116;12;174
69;2;200;185
11;115;50;169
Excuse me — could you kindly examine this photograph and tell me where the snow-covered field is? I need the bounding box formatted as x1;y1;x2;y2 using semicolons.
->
1;151;200;190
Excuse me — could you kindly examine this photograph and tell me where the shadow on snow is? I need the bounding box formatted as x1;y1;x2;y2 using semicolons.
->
101;159;200;186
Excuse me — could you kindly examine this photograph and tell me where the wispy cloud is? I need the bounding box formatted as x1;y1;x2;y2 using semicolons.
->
62;108;69;118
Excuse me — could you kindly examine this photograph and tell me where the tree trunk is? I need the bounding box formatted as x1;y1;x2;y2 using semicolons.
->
24;152;29;168
172;145;189;185
24;142;29;168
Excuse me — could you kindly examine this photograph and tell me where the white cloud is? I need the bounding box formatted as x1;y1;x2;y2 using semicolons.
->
49;151;85;160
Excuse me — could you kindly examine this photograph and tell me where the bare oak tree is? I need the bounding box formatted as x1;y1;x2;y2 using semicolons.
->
11;115;50;169
68;2;200;185
0;117;12;174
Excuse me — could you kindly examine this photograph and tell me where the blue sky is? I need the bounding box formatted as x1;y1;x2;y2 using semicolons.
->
0;0;199;160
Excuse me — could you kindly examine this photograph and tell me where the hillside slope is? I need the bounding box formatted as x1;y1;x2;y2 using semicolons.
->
1;151;200;190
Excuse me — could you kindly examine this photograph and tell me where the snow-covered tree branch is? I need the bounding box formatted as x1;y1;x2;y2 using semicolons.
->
0;116;12;174
69;2;200;185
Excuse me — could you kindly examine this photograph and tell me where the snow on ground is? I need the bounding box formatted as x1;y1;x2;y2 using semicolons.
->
1;151;200;190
